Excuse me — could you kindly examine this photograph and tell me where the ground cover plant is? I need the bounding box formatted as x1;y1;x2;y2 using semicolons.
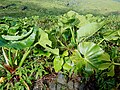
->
0;11;120;90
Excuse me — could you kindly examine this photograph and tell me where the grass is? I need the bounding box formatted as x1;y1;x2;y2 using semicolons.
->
0;0;120;18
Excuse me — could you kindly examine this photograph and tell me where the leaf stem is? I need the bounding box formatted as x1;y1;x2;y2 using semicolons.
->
20;76;30;90
19;49;31;67
113;62;120;66
57;39;66;47
2;47;9;65
70;27;75;44
8;49;13;67
97;39;104;45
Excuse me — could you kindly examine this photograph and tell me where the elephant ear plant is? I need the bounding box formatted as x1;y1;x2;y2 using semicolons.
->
53;11;120;78
76;20;119;76
0;11;120;90
0;17;59;89
0;24;37;89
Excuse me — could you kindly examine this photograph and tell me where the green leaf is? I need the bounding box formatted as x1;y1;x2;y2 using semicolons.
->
8;26;19;35
62;50;68;57
2;28;33;41
33;49;51;57
107;65;115;77
0;37;8;47
70;50;85;72
38;29;52;48
37;29;59;55
45;47;59;55
0;24;9;30
78;42;111;72
67;11;76;17
7;28;36;49
103;30;120;41
66;11;89;27
84;63;94;74
0;27;36;49
76;14;89;27
53;56;64;72
118;30;120;36
77;22;104;42
0;64;4;68
97;53;111;70
63;60;73;72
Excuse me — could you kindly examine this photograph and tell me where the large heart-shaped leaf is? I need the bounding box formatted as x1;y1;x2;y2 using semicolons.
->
78;42;111;72
2;28;33;41
7;29;36;49
0;27;37;49
77;22;104;42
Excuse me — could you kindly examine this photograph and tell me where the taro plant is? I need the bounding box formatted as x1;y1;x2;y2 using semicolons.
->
0;17;59;89
0;21;37;89
0;11;120;90
53;11;120;78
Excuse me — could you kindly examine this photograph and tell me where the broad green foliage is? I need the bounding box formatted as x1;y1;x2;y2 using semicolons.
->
2;28;33;41
0;11;120;90
0;27;36;49
78;42;111;73
35;29;59;55
77;22;104;42
62;50;69;57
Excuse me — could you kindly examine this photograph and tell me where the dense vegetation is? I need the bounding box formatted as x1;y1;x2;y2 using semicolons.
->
0;11;120;90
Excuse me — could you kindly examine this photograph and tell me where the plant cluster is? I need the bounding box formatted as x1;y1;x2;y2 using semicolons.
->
0;11;120;90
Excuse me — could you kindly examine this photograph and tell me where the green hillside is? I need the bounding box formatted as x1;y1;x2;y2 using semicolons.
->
0;0;120;18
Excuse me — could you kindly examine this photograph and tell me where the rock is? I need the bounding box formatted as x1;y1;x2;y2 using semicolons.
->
5;4;16;8
79;83;85;90
0;6;5;9
33;79;44;90
49;82;56;90
21;6;28;10
68;81;74;90
74;82;80;90
56;84;61;90
57;73;66;85
0;4;16;9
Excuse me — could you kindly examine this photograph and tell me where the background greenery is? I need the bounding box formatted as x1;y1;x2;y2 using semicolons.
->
0;0;120;18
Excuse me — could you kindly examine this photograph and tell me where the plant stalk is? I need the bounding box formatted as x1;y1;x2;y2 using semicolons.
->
97;39;104;45
8;48;13;67
70;27;75;44
113;62;120;66
2;47;9;65
19;49;31;67
20;76;30;90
